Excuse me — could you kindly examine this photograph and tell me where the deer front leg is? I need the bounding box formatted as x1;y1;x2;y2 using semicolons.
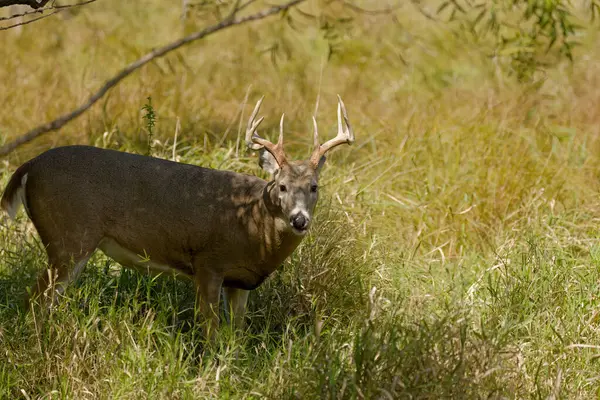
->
223;287;249;331
193;271;223;341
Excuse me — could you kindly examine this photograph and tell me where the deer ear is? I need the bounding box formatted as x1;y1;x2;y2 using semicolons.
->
258;148;280;174
316;155;326;173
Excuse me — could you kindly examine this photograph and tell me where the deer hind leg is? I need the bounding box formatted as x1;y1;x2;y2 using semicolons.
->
223;287;249;331
28;241;96;309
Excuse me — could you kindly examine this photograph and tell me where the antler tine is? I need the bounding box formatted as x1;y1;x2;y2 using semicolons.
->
310;95;354;166
337;94;355;143
246;96;265;151
312;116;319;149
246;97;288;166
279;113;285;146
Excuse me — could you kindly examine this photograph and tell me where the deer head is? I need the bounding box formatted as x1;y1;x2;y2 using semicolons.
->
245;95;354;236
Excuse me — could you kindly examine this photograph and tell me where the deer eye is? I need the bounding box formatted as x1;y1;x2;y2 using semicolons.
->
311;184;318;193
279;184;287;192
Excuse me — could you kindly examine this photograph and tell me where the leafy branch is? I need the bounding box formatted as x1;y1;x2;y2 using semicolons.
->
0;0;50;9
437;0;600;80
0;0;98;31
0;0;306;157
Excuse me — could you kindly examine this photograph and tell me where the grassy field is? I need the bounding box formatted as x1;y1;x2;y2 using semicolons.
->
1;0;600;398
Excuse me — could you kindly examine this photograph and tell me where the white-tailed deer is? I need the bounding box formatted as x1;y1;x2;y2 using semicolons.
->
1;95;354;337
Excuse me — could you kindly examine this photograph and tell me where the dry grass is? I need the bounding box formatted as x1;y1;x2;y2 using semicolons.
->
1;0;600;398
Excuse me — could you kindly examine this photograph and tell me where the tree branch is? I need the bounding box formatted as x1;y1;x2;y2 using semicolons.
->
0;7;58;30
0;0;49;9
0;0;97;23
0;0;306;157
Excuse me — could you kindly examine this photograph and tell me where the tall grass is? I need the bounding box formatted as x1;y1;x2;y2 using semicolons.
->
1;0;600;397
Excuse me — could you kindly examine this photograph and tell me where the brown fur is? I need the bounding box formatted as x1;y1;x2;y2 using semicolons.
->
2;97;353;338
1;145;321;335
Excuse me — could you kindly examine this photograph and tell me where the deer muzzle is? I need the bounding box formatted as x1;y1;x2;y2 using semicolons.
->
290;212;310;234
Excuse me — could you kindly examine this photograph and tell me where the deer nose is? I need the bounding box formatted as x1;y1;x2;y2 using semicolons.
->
290;213;309;231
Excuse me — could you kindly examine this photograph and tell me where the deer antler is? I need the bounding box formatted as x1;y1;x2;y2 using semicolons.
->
310;95;354;167
246;97;288;167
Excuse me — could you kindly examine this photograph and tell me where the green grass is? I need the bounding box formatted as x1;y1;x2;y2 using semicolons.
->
2;0;600;398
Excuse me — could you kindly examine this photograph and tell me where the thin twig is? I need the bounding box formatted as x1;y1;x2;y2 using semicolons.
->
410;0;437;21
227;0;243;20
0;0;306;156
340;0;402;15
0;8;58;30
0;0;97;22
237;0;258;14
0;0;50;10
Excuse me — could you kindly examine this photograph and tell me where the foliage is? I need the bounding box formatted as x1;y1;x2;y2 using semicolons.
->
142;96;156;156
438;0;600;80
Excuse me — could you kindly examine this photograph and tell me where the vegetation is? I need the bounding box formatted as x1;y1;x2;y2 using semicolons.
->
1;0;600;397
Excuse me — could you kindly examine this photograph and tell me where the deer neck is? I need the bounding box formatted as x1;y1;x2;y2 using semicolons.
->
255;181;304;269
